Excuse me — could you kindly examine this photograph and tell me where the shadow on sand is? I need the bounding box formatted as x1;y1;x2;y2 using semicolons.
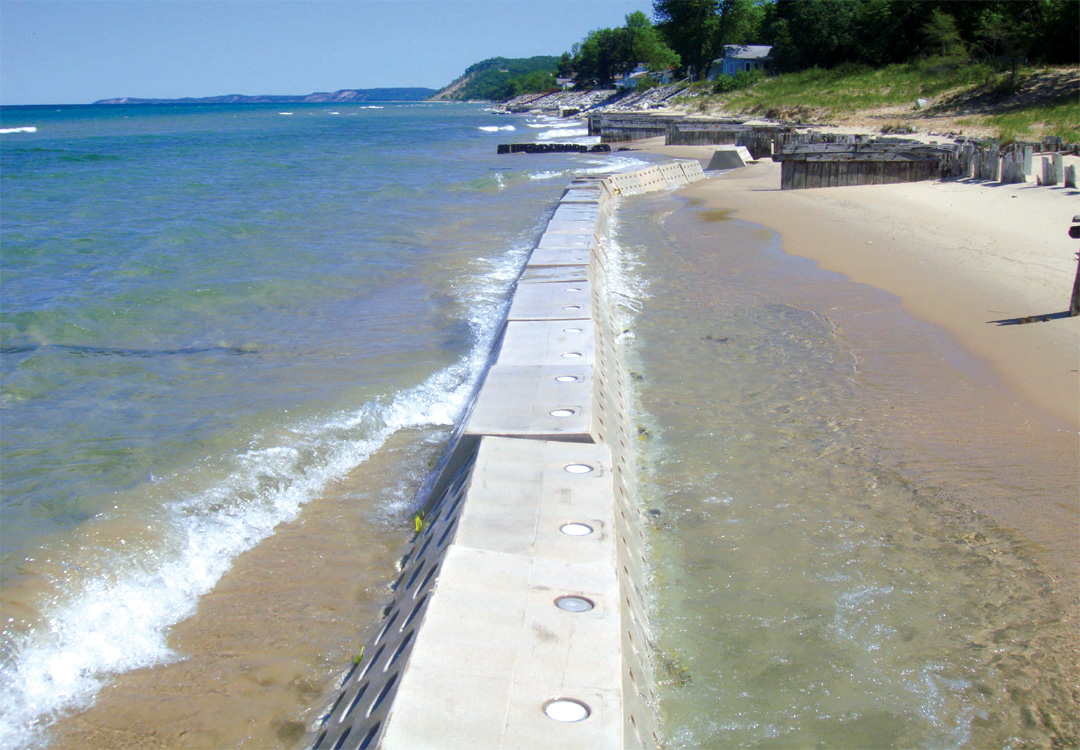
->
988;310;1074;326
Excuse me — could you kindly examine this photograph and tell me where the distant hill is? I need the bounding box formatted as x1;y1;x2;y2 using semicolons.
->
432;57;560;102
93;88;437;105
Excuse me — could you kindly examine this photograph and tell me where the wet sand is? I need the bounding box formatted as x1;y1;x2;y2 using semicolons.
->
646;143;1080;431
660;151;1079;570
46;428;437;750
621;146;1078;744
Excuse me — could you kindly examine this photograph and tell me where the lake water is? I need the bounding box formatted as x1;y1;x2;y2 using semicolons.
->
0;101;649;748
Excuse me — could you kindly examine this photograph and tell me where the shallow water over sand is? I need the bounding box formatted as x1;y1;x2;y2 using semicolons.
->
615;191;1078;749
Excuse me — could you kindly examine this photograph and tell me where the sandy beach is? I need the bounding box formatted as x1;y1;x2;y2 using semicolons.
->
614;139;1078;746
640;138;1079;572
644;140;1080;430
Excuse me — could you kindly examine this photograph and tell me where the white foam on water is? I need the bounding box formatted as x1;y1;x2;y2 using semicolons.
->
478;125;515;132
527;169;567;181
536;126;590;141
0;127;37;135
526;155;651;183
278;112;293;116
0;240;529;748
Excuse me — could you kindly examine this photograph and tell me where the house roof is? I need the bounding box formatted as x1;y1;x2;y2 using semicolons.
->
721;45;773;60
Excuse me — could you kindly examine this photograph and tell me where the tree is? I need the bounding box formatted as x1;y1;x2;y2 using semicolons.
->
624;10;681;72
923;8;967;58
716;0;766;48
653;0;720;79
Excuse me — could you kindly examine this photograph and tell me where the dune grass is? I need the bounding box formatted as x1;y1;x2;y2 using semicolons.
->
681;62;1079;143
959;95;1080;144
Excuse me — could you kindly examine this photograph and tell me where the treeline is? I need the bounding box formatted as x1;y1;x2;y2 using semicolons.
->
560;11;680;88
564;0;1079;83
449;56;560;101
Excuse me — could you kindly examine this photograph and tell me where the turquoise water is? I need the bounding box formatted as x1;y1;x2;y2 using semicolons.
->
0;102;650;747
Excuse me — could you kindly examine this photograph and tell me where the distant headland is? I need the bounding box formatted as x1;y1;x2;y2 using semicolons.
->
92;88;437;105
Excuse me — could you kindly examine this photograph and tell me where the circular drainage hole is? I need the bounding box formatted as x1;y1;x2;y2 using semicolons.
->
560;522;594;536
555;596;595;613
544;698;591;723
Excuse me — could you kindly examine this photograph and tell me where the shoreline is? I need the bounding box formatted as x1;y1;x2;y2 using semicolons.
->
638;140;1080;574
641;140;1080;432
629;141;1078;741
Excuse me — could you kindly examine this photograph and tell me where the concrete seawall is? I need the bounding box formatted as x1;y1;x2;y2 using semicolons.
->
306;159;706;750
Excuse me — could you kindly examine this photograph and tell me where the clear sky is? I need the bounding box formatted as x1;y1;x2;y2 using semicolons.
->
1;0;651;105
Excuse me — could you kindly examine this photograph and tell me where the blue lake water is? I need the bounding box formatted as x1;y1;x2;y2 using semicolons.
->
0;102;649;747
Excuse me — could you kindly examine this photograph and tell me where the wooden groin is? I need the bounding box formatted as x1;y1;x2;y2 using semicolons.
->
773;142;945;189
587;113;676;143
666;121;787;159
497;143;612;155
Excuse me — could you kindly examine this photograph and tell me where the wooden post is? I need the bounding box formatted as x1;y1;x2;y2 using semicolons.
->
1071;217;1080;317
1072;259;1080;317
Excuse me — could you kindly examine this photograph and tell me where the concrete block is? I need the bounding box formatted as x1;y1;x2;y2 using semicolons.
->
550;203;601;229
519;265;589;283
659;161;689;187
537;229;596;251
452;438;615;562
706;145;753;170
466;365;594;441
527;244;593;267
678;159;707;182
495;319;595;367
508;281;592;321
382;438;622;749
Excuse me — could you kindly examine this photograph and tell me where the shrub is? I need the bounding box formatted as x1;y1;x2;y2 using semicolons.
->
712;69;766;94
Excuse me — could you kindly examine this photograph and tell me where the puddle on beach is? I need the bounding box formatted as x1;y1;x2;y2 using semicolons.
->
614;193;1078;749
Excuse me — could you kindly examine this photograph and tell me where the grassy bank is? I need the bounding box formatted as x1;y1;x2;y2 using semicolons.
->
678;62;1079;144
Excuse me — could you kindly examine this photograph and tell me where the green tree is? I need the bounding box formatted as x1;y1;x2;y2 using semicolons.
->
653;0;720;79
625;10;681;72
716;0;766;47
923;8;967;57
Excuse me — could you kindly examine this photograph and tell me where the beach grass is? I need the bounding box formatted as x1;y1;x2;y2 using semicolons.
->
681;63;1080;142
958;94;1080;144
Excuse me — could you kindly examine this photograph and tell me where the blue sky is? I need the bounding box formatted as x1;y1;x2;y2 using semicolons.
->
1;0;650;105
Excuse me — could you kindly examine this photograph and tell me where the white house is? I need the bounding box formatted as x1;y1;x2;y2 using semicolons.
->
615;64;650;90
709;45;773;79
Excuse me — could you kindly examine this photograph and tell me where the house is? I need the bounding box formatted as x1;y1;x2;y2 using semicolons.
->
708;45;773;79
614;64;650;90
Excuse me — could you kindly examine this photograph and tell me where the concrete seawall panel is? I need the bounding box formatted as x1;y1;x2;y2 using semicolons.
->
307;160;706;750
